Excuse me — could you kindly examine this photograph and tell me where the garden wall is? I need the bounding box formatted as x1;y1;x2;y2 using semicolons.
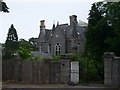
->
2;58;70;84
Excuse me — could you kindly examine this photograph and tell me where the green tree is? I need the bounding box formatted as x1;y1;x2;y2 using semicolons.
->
85;2;108;60
105;2;120;56
85;2;109;80
19;39;34;50
29;37;38;51
85;1;120;80
18;39;34;59
3;24;19;59
69;53;102;83
0;1;9;13
17;47;32;60
18;39;37;60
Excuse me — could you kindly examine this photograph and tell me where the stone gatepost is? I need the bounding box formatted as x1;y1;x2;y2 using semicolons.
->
60;54;79;84
104;52;120;88
0;46;2;89
60;54;70;84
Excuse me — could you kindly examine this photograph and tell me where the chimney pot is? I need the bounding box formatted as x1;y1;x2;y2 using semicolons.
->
40;20;45;26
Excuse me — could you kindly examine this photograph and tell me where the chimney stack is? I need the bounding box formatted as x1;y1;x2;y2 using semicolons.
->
40;20;45;34
40;20;45;27
69;15;78;26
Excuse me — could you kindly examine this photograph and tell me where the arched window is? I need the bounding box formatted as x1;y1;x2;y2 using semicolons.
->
55;43;61;55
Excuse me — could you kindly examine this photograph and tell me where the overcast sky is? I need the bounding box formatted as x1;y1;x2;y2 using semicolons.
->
0;0;103;43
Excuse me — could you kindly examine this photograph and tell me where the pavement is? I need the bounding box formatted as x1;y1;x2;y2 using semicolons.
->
2;82;106;88
1;82;119;90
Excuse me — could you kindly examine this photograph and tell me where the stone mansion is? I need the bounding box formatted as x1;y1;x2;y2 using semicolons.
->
38;15;87;55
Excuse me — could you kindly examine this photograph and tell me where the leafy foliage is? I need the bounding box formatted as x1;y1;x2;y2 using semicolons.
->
29;37;38;51
17;47;33;60
69;53;102;83
70;53;82;61
18;39;39;60
85;2;108;60
19;39;33;50
52;55;60;61
85;1;120;80
105;2;120;56
31;56;43;61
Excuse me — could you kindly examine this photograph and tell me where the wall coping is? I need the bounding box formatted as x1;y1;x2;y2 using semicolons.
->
60;54;71;59
103;52;115;58
113;57;120;60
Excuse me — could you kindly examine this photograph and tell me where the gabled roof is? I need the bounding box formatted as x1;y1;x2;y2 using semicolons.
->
38;23;86;43
77;26;86;40
38;29;52;42
57;24;68;37
45;29;52;42
65;25;85;40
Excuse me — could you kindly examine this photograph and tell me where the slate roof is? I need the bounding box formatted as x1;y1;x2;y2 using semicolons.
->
64;24;85;40
45;29;52;41
39;22;86;42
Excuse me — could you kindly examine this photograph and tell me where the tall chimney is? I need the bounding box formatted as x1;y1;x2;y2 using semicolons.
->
40;20;45;34
40;20;45;26
69;15;78;26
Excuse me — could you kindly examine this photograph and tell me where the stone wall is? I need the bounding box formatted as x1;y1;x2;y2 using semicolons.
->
0;46;2;90
22;60;50;83
104;52;120;88
2;59;17;81
2;59;70;84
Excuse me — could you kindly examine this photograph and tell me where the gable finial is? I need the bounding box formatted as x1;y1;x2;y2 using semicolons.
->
52;20;55;30
53;20;55;24
57;21;59;26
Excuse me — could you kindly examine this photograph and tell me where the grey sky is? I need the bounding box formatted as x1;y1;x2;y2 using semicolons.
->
0;0;102;43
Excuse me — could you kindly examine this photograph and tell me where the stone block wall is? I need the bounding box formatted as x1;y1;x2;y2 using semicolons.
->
2;58;70;84
104;52;120;88
2;59;18;81
0;46;2;89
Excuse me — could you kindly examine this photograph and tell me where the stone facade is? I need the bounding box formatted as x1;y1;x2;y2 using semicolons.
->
38;15;87;56
104;52;120;88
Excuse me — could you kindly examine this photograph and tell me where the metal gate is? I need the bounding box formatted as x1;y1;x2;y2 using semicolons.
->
70;61;79;84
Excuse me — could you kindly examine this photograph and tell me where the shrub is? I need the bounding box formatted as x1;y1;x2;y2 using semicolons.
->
17;47;33;60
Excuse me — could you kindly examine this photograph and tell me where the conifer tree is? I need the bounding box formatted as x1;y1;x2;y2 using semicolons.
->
3;24;19;59
0;1;9;13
